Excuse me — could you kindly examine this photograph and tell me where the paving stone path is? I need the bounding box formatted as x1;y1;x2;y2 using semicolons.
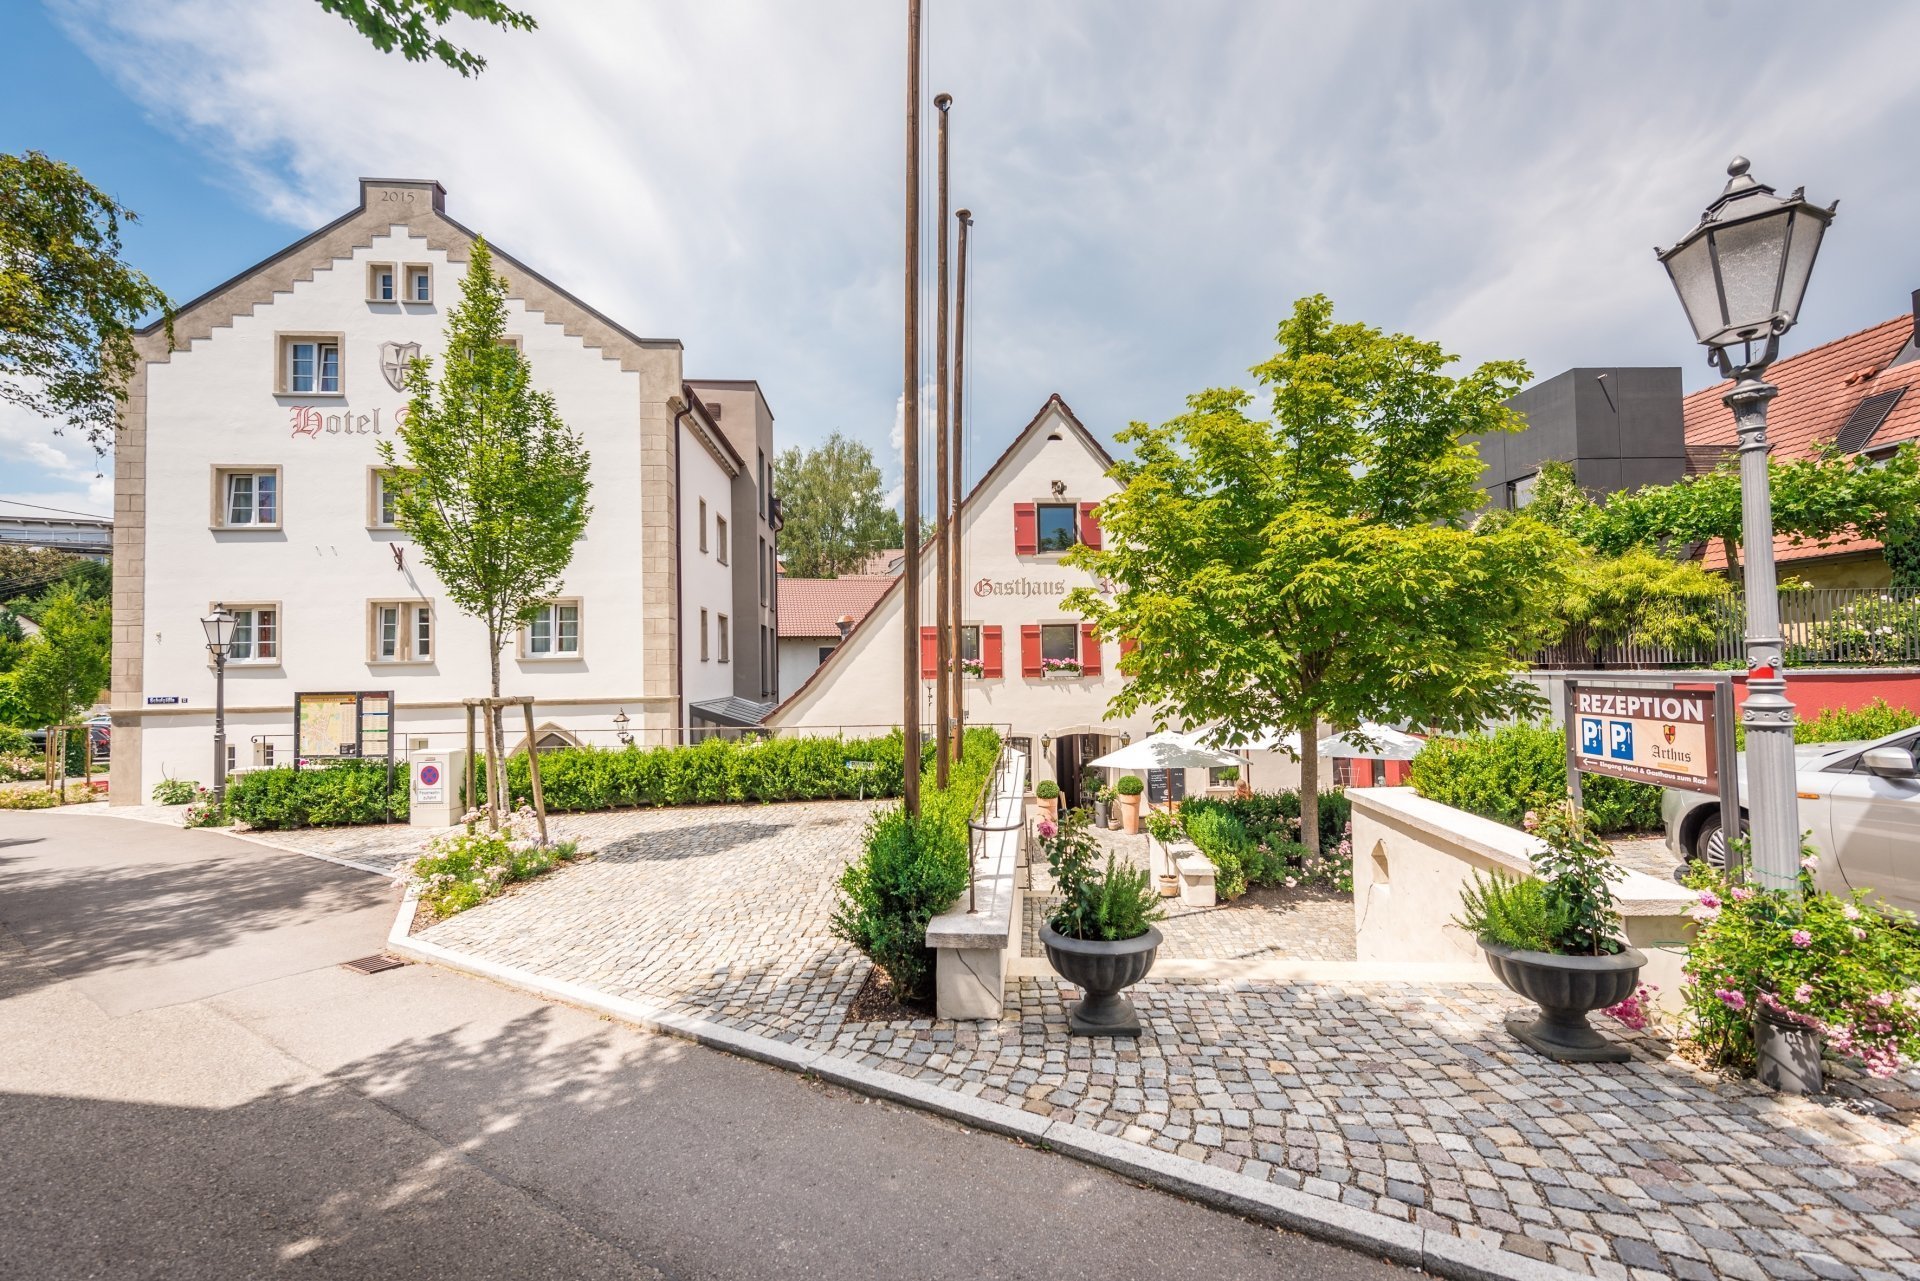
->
1021;886;1357;963
110;797;1920;1280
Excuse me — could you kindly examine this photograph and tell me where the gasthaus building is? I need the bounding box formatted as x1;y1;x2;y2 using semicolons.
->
764;395;1216;807
110;177;780;804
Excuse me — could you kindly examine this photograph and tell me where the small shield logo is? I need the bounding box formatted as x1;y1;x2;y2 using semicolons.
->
380;341;421;392
1663;724;1677;745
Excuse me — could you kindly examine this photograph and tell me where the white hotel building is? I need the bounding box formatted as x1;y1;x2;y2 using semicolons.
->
110;178;780;802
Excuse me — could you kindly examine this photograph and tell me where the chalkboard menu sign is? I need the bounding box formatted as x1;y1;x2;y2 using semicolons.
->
1145;768;1186;804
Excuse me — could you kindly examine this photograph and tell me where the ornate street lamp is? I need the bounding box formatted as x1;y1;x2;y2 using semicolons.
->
1657;157;1837;892
613;708;632;746
201;604;236;807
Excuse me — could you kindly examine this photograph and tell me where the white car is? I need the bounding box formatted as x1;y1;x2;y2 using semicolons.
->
1662;725;1920;913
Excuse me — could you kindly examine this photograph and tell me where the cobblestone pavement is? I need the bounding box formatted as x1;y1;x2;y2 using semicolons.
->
1611;834;1687;883
416;800;880;1045
381;801;1916;1280
1022;887;1357;963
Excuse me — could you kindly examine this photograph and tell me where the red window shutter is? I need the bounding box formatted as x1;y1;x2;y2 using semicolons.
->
1013;502;1038;556
1119;636;1138;666
983;626;1004;678
1020;624;1043;677
1080;624;1102;676
920;627;939;679
1078;502;1102;550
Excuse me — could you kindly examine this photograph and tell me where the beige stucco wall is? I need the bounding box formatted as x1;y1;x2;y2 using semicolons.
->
1349;788;1696;1009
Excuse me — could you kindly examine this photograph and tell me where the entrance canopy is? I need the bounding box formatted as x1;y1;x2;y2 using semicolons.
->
1085;730;1242;772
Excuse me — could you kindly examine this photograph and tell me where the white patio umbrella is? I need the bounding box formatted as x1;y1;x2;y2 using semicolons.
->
1084;730;1244;772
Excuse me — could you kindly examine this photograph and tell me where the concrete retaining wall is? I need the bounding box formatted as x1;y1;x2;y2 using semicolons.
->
1348;787;1696;1008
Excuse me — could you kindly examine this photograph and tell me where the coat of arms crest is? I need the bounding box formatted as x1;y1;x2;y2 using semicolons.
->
379;341;421;392
1662;723;1677;745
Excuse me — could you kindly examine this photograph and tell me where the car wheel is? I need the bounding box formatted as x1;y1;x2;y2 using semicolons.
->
1690;811;1746;870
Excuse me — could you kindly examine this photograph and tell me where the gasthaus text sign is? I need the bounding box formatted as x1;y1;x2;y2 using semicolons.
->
1571;686;1721;794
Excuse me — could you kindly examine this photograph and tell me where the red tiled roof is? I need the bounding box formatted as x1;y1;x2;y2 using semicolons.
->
856;548;905;576
1684;315;1920;569
777;576;895;638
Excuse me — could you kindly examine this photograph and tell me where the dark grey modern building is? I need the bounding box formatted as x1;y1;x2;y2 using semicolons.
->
1473;367;1687;511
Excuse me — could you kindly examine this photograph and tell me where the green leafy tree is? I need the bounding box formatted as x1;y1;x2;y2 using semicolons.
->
1;151;173;452
317;0;536;76
1559;546;1732;664
9;584;110;726
379;238;591;819
1068;296;1572;856
773;433;903;577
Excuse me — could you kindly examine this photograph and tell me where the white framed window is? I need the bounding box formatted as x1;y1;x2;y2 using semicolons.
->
1040;622;1078;665
523;600;581;658
279;334;342;395
718;614;730;663
404;264;431;303
367;262;397;302
715;515;729;564
213;466;281;529
700;608;710;661
369;601;432;663
221;605;279;664
698;499;708;552
368;468;407;529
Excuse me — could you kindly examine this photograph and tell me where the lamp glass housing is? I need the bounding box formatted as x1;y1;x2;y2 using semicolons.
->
202;604;236;656
1658;159;1833;352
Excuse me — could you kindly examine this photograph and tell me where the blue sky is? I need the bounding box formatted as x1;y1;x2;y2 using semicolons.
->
6;0;1920;521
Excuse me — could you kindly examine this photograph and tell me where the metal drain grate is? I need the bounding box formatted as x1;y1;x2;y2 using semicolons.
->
340;954;407;975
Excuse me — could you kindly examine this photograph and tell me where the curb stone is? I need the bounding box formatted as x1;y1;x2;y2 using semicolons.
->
386;887;1587;1281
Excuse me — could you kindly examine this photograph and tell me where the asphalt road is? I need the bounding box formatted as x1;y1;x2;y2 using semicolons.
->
0;809;1410;1281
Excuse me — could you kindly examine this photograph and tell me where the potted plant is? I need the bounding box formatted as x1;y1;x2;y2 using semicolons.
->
1041;657;1082;678
1454;803;1645;1063
1115;774;1144;833
1093;783;1115;829
1036;809;1164;1035
1034;778;1060;821
1680;846;1920;1093
1143;809;1180;897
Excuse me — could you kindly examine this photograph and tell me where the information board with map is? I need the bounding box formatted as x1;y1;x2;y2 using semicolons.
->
293;691;395;766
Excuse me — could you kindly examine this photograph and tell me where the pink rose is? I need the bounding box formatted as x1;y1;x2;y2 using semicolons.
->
1036;819;1057;839
1730;886;1753;901
1697;890;1721;909
1801;854;1819;871
1793;983;1813;1004
1791;929;1812;948
1716;989;1747;1011
1842;903;1861;920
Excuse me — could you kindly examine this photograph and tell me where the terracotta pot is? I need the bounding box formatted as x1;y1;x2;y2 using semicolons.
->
1157;873;1179;898
1479;940;1646;1063
1040;922;1162;1036
1118;793;1142;834
1035;795;1058;821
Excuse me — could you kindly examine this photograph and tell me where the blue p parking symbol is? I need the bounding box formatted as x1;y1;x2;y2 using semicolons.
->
1608;719;1634;760
1579;717;1603;755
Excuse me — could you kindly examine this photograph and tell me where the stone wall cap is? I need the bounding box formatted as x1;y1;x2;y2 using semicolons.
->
1350;787;1695;914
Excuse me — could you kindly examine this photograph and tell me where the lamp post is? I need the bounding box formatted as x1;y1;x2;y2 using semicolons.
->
201;604;236;807
1657;156;1837;893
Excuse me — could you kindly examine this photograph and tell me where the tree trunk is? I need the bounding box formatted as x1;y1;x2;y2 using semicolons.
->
1722;535;1740;578
1298;717;1320;860
487;629;504;832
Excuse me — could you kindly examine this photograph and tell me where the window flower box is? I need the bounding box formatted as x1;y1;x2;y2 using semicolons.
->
1042;658;1082;678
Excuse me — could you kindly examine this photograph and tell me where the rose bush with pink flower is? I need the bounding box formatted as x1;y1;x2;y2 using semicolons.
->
1681;849;1920;1079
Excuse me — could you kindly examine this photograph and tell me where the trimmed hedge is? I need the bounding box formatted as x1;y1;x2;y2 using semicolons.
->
831;727;1003;1007
485;732;907;812
226;759;407;830
1408;722;1661;834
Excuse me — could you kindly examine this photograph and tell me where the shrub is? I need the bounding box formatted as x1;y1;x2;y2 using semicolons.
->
151;777;198;805
1735;698;1919;750
831;727;1002;1006
483;732;909;812
1034;779;1059;800
1409;722;1661;834
1178;803;1251;900
1681;849;1920;1078
0;725;31;754
226;760;407;830
0;787;59;810
1040;808;1162;941
412;806;581;917
0;752;38;783
1114;775;1144;796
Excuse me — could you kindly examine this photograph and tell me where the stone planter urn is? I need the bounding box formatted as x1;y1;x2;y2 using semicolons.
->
1118;793;1142;834
1755;1010;1823;1094
1479;940;1646;1063
1091;799;1109;828
1035;795;1059;821
1040;922;1162;1036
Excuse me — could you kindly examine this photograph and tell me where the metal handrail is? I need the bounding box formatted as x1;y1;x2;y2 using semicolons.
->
964;740;1025;915
1532;585;1920;670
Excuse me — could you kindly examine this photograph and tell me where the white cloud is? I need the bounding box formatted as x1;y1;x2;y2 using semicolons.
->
0;393;113;518
42;0;1920;484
